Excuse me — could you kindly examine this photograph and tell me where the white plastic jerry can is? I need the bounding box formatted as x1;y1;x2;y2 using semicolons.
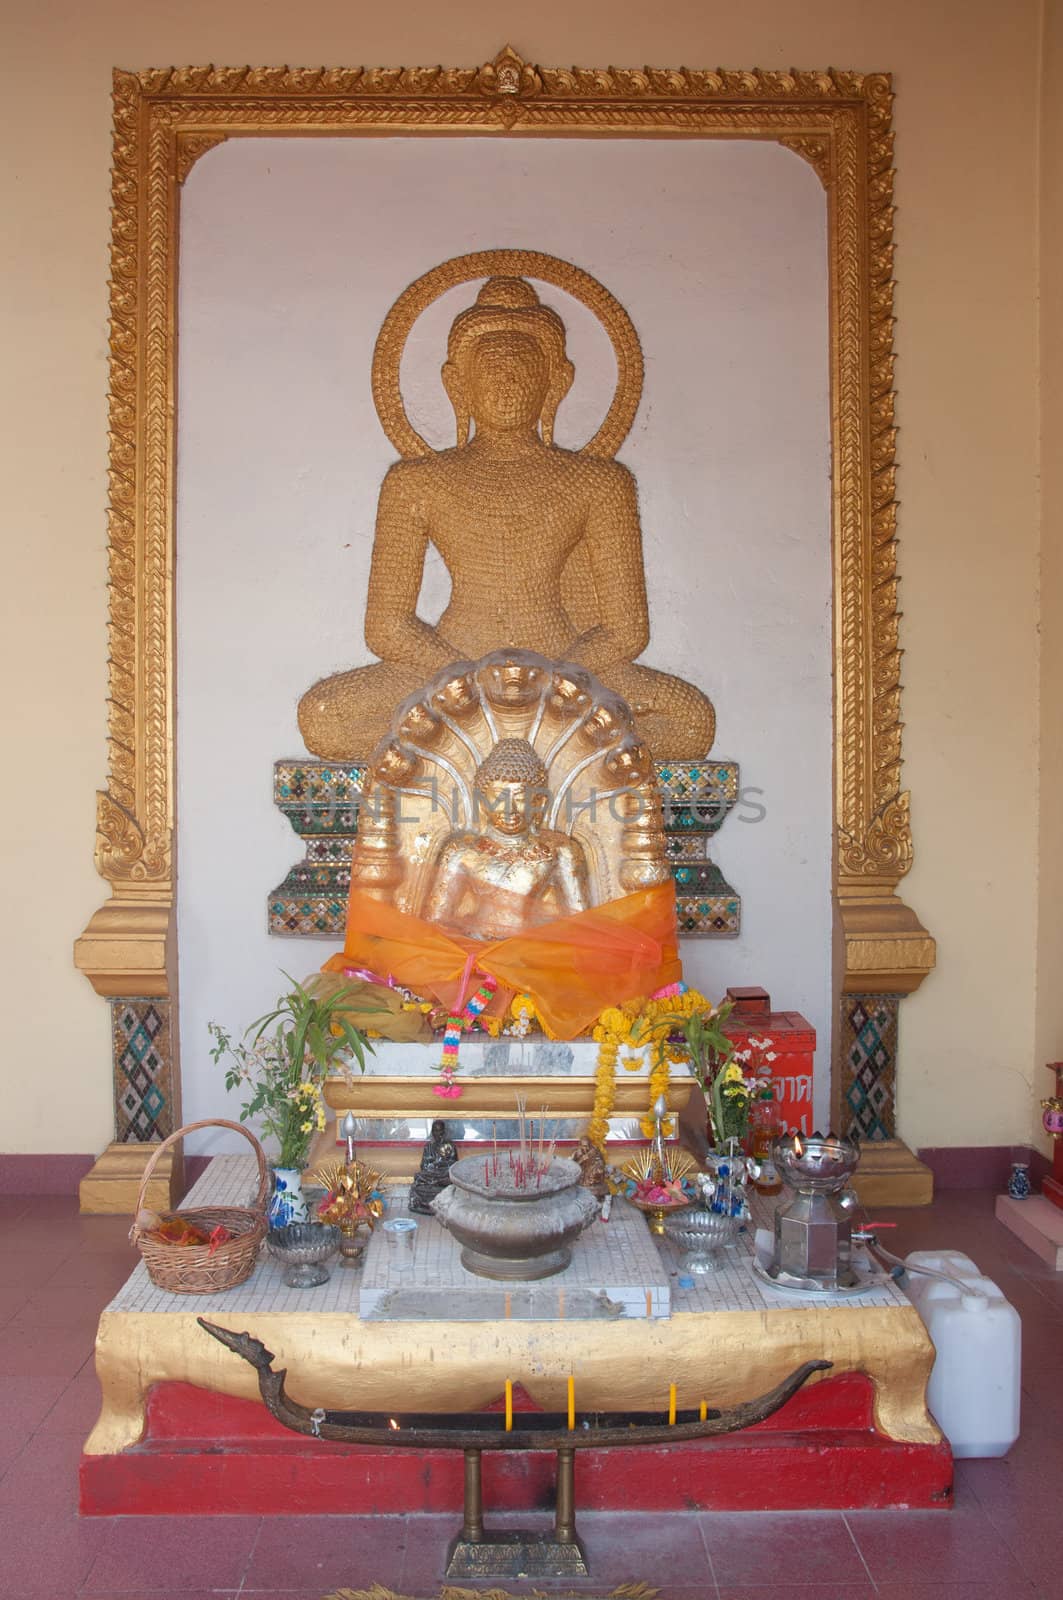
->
903;1250;1021;1458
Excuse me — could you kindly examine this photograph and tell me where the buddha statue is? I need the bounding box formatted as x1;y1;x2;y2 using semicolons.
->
424;737;590;941
297;272;715;762
322;650;681;1042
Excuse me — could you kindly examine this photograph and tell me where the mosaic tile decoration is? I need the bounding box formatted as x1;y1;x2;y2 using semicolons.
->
359;1184;672;1320
839;993;899;1142
106;1155;906;1319
112;998;174;1142
270;758;741;939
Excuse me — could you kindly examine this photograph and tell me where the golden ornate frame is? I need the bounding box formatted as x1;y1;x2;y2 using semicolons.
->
74;46;935;1163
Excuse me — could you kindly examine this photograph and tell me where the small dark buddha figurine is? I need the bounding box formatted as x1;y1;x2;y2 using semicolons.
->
409;1118;458;1215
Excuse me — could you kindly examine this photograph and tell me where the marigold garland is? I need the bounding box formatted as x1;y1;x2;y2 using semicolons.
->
489;987;731;1154
587;987;720;1152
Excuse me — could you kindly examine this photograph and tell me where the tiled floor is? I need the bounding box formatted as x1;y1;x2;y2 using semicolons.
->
0;1187;1060;1599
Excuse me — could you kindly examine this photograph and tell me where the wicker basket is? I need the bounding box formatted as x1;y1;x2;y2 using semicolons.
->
130;1119;269;1295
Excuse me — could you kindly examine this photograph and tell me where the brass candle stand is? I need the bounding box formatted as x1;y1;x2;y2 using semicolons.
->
198;1317;830;1580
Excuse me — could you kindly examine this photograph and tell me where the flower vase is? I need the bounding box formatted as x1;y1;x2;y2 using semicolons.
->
268;1166;309;1229
1007;1162;1031;1201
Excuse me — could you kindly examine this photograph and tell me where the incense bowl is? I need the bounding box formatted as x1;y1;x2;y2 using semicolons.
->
431;1155;599;1281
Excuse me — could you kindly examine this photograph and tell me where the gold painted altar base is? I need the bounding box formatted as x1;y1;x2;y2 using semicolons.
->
86;1157;940;1457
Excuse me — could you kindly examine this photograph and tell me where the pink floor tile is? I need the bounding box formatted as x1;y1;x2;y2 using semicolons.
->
0;1284;33;1327
395;1513;460;1594
717;1589;873;1600
11;1282;113;1329
873;1586;1044;1599
45;1250;134;1292
242;1514;406;1592
38;1361;105;1435
0;1249;77;1288
0;1374;68;1429
0;1429;87;1514
4;1321;97;1378
845;1504;1029;1586
79;1593;243;1600
0;1507;105;1594
700;1512;868;1587
83;1514;260;1592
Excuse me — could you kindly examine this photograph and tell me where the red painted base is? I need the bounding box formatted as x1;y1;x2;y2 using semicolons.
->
80;1373;952;1515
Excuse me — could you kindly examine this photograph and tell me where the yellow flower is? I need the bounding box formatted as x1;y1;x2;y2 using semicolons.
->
723;1063;743;1083
300;1120;313;1133
597;1006;632;1039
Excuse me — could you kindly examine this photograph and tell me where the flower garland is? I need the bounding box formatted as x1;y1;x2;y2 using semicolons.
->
589;1007;630;1148
424;981;733;1146
435;976;497;1097
582;989;710;1152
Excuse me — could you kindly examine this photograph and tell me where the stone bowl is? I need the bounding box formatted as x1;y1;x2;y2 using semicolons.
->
431;1155;599;1280
267;1222;341;1287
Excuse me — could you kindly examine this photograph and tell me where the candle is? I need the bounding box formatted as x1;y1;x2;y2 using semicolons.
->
668;1383;677;1425
567;1375;575;1430
699;1399;707;1422
505;1379;513;1432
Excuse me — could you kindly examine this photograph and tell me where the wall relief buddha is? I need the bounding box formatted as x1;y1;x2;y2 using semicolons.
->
297;254;715;762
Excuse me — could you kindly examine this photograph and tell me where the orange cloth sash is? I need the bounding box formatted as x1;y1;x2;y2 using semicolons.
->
322;881;681;1041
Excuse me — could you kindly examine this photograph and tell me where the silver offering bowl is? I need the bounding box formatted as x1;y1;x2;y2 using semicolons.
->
663;1206;739;1273
267;1222;341;1288
773;1132;860;1194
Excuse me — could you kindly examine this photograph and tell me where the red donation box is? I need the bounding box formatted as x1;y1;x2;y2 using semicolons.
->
722;986;815;1135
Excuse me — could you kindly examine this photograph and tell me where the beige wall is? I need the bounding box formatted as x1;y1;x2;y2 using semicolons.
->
0;0;1047;1154
1036;0;1063;1155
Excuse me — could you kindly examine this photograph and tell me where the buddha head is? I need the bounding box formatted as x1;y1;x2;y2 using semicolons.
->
442;278;575;447
473;737;550;837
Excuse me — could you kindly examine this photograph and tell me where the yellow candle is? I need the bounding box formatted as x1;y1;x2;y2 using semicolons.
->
669;1383;677;1425
505;1379;513;1433
567;1375;575;1430
699;1399;707;1422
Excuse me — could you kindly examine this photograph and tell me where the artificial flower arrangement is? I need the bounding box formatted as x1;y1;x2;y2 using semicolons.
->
312;1158;387;1233
209;974;375;1171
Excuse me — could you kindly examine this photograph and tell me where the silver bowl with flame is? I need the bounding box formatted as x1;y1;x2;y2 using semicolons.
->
773;1133;860;1193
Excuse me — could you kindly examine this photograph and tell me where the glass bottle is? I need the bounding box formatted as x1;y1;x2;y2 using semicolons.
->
750;1088;783;1196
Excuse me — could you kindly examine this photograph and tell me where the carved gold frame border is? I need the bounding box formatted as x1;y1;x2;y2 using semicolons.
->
74;47;935;1106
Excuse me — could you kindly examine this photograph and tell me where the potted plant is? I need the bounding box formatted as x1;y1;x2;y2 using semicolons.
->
209;974;375;1228
662;1000;765;1149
